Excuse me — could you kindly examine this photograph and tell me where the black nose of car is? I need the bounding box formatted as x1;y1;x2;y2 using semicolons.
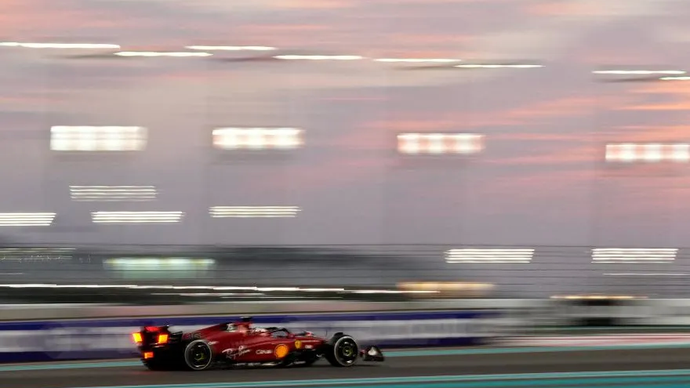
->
361;346;385;362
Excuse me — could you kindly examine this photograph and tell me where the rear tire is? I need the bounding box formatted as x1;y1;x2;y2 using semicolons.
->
183;339;214;371
325;335;359;367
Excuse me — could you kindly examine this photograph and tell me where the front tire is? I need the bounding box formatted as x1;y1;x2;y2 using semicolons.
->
325;335;359;367
183;339;214;371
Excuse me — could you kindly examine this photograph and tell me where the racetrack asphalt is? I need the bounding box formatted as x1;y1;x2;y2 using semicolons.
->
2;346;690;388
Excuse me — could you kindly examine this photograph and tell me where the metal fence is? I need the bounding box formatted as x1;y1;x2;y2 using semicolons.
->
0;244;688;298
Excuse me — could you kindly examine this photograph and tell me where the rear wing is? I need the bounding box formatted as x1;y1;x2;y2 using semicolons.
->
132;325;171;346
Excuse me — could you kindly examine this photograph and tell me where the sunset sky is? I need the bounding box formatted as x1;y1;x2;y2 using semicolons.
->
1;0;690;247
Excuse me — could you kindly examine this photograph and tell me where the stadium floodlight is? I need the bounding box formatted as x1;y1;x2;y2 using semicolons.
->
50;126;147;152
592;70;686;75
660;76;690;81
0;42;120;49
212;127;304;150
445;248;534;264
209;206;301;218
0;213;56;226
91;211;184;224
105;257;215;270
273;55;363;61
113;51;212;57
374;58;462;63
397;133;484;155
605;143;690;163
592;248;677;263
591;67;688;83
186;45;275;51
69;186;157;201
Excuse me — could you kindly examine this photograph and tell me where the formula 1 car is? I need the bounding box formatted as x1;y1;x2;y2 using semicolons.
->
132;317;384;371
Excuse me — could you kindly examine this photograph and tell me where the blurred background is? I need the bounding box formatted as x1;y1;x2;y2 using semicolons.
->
2;0;690;303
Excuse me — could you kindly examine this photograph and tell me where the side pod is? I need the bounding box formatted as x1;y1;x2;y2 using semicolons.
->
361;346;385;362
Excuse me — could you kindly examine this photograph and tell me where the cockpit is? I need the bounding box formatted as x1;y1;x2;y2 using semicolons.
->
225;323;249;333
269;328;290;338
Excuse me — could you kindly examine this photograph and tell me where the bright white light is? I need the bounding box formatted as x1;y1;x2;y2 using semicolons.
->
397;133;484;155
210;206;301;218
605;143;690;163
186;45;275;51
0;213;56;227
0;42;120;49
91;211;184;224
455;64;542;69
445;249;534;263
660;76;690;81
50;126;147;152
273;55;363;61
114;51;212;57
593;70;686;75
374;58;461;63
0;283;403;294
70;186;157;201
212;127;303;150
592;248;677;263
106;257;214;269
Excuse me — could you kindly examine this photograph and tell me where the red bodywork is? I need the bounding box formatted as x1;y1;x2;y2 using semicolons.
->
181;321;324;363
132;317;383;370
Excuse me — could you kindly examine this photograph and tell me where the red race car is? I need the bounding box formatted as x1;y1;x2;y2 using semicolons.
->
132;317;385;371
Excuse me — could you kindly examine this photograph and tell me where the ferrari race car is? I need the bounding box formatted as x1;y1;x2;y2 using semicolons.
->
132;317;385;371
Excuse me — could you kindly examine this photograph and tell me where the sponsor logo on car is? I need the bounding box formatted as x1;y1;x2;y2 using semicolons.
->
223;345;249;358
182;332;201;340
274;344;289;358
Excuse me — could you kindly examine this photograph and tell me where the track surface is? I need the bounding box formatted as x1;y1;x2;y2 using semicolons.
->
2;347;690;388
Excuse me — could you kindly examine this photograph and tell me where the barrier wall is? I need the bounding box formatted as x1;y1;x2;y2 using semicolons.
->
0;310;503;363
2;298;687;364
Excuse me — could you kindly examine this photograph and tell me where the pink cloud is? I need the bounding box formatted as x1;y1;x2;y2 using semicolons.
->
367;95;624;133
271;0;357;8
524;1;601;16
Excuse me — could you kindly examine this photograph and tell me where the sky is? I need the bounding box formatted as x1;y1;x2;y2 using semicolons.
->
2;0;690;247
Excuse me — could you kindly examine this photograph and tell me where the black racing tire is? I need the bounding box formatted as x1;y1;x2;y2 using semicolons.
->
325;335;359;367
183;339;214;371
